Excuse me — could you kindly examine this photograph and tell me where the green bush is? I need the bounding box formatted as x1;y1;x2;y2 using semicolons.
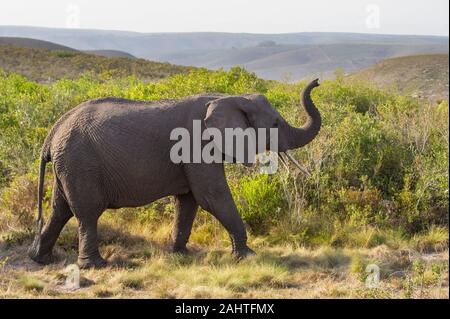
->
331;112;407;194
232;174;286;234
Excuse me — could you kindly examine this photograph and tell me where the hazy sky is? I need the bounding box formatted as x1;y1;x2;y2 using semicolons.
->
1;0;448;35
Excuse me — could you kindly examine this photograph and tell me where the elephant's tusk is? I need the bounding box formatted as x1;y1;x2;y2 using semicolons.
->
278;153;289;170
281;151;311;177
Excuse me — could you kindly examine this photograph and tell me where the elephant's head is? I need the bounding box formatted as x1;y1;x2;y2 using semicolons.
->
203;79;321;167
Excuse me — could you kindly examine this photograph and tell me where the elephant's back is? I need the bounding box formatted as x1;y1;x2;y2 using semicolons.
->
48;98;185;202
50;97;164;141
48;98;162;163
46;95;224;168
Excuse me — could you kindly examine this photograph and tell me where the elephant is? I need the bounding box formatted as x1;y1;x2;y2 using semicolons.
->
28;79;321;268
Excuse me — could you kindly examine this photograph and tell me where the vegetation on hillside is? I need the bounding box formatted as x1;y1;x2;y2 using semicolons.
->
0;67;448;298
0;45;192;83
347;54;449;103
84;50;137;59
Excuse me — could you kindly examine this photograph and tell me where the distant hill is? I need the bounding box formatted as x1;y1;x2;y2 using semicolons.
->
0;36;136;59
0;26;447;81
347;54;449;102
0;44;192;83
0;36;77;51
84;49;136;59
185;42;449;81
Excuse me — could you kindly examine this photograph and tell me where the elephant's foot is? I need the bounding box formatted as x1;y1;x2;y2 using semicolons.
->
232;246;256;260
28;236;55;264
172;245;191;255
29;248;54;264
77;255;107;269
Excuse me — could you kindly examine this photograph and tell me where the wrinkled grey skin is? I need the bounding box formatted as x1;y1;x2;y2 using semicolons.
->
28;79;321;268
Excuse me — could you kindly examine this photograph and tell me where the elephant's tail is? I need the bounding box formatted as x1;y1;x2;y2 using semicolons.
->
28;147;50;262
36;146;50;234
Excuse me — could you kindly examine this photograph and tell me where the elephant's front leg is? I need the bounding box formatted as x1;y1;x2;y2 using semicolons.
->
172;192;198;253
209;192;255;259
185;164;255;259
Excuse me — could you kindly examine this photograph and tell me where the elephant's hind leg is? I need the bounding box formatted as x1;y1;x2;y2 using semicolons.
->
74;211;107;269
59;171;107;268
29;181;73;264
172;192;198;253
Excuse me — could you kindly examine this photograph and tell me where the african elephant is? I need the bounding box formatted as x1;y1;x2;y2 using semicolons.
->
28;79;321;268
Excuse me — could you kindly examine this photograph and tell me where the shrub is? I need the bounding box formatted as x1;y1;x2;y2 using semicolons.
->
232;174;286;234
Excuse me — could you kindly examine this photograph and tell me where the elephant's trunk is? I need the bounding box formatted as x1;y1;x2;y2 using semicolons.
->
286;79;321;149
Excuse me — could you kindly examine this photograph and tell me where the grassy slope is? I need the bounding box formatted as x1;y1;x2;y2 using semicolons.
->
0;44;192;83
347;54;449;102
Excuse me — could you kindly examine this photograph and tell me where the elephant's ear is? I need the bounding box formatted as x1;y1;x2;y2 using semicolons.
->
204;96;253;131
204;96;257;165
